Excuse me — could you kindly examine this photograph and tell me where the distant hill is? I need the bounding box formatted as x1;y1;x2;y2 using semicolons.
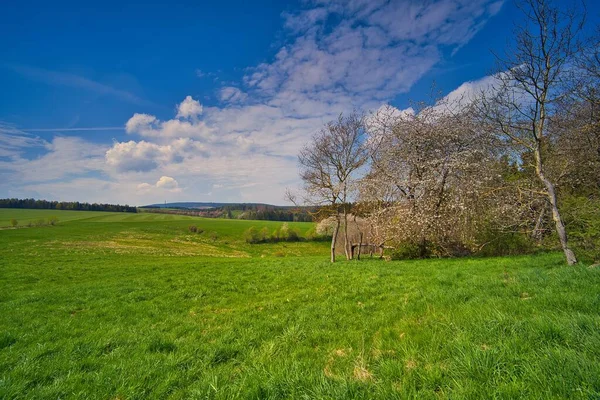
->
141;202;286;209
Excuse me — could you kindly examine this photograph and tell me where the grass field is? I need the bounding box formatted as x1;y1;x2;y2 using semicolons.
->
1;209;599;399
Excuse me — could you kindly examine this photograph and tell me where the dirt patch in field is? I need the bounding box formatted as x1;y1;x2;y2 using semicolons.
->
49;233;249;258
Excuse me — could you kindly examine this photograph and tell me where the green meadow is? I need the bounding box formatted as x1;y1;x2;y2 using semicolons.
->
1;209;599;399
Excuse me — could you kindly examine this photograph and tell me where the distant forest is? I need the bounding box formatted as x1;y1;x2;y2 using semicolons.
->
142;204;315;222
0;198;138;213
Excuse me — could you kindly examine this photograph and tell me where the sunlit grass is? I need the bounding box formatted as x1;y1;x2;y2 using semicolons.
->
0;210;599;399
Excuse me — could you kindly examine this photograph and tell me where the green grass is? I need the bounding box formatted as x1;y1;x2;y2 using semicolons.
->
1;210;599;399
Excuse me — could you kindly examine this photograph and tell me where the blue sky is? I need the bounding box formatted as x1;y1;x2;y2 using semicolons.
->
1;0;597;205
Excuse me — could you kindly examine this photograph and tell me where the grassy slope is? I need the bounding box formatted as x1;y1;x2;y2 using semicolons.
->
1;210;599;399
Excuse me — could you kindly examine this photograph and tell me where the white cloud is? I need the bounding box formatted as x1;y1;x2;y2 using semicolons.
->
155;176;179;189
136;176;181;196
3;1;505;204
219;87;248;103
176;95;203;119
105;140;186;172
125;113;158;135
0;136;106;183
0;123;48;158
124;97;212;139
136;182;153;191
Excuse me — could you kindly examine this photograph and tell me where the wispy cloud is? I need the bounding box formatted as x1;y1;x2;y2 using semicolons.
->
22;127;124;132
6;64;153;106
0;123;48;158
2;1;505;204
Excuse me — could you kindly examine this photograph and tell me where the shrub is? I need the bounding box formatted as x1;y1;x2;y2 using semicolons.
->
280;223;290;241
34;219;46;227
10;219;18;227
304;226;330;242
259;227;269;242
563;196;600;263
390;241;425;260
188;225;198;233
271;227;281;241
48;216;59;226
475;230;535;257
286;228;300;242
244;227;260;243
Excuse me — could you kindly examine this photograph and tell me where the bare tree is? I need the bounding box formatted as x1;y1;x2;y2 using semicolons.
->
294;112;369;262
479;0;585;265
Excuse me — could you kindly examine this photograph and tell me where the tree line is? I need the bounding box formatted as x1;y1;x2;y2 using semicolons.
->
143;204;314;221
0;198;138;213
291;0;599;265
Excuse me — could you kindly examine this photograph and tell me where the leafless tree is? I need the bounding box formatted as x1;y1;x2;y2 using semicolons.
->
294;112;369;262
478;0;585;265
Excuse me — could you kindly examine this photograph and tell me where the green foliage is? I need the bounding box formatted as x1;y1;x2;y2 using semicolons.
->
271;227;281;241
563;196;600;262
390;241;424;260
188;225;199;233
9;218;17;227
246;223;303;244
475;230;536;258
47;216;59;226
244;226;261;243
259;227;269;242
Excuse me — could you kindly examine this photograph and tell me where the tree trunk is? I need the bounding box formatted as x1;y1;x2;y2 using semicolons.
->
357;232;363;260
532;205;546;242
534;147;578;265
343;208;351;260
331;217;340;263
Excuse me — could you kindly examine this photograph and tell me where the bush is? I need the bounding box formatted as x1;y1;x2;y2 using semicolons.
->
48;216;59;226
244;227;260;244
259;227;269;242
9;218;17;227
304;226;330;242
390;241;426;260
279;222;300;242
271;227;281;241
475;230;534;257
188;225;198;233
34;219;46;227
563;196;600;263
286;228;300;242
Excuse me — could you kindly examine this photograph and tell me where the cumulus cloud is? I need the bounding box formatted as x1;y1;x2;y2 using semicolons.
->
124;97;212;140
156;175;179;189
137;176;181;195
105;140;187;172
125;113;158;135
176;95;203;119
